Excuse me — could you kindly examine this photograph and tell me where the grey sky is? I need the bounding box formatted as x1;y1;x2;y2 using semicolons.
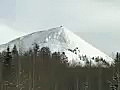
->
15;0;120;32
0;0;120;32
0;0;120;54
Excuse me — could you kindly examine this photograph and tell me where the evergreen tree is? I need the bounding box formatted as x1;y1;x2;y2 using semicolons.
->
40;47;51;56
0;52;2;63
33;43;39;55
12;44;18;55
115;52;120;66
60;52;68;64
108;70;120;90
4;46;12;65
32;43;39;90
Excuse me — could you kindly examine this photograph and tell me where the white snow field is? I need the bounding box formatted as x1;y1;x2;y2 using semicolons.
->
0;26;114;66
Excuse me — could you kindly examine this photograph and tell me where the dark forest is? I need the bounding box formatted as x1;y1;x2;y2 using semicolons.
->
0;44;120;90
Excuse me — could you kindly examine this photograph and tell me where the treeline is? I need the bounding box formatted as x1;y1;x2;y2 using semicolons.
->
0;44;120;90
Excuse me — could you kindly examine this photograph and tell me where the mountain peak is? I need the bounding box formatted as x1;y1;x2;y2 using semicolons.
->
0;26;114;66
46;25;68;32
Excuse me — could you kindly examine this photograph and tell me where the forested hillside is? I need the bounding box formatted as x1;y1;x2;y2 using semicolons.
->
0;44;119;90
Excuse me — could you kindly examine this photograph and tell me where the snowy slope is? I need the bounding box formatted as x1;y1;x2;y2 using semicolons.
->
0;26;114;66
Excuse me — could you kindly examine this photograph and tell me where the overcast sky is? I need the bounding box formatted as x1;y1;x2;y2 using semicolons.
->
0;0;120;55
0;0;120;32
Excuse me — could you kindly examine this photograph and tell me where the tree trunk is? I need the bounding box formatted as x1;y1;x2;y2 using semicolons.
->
98;67;102;90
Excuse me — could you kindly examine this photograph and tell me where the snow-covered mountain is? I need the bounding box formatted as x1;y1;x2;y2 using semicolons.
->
0;26;114;66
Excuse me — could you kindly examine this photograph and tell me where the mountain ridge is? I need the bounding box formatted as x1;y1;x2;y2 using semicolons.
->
0;26;114;66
